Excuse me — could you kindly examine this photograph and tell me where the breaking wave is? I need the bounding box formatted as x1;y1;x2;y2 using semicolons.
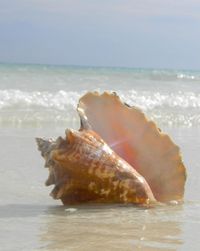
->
0;89;200;128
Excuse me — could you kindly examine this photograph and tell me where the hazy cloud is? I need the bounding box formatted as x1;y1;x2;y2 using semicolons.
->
1;0;200;18
0;0;199;69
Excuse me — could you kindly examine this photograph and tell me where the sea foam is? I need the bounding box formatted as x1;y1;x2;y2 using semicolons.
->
0;89;200;127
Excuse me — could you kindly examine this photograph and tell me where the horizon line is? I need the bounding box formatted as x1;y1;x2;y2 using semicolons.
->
0;61;199;72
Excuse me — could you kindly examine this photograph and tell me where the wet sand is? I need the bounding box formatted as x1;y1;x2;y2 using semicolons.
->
0;127;200;250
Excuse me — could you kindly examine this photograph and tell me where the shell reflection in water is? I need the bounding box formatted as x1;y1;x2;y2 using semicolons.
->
40;205;183;251
36;92;187;205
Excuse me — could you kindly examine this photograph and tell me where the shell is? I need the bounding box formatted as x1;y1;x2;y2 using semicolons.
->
78;92;187;202
36;129;156;205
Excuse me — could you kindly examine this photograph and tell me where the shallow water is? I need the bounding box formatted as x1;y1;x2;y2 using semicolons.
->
0;65;200;250
0;127;200;251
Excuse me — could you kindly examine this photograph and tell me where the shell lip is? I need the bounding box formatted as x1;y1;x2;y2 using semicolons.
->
77;91;187;203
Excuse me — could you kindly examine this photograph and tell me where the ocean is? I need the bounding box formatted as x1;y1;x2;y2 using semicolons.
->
0;63;200;250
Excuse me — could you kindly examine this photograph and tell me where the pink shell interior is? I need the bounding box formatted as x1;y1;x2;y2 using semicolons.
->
78;92;186;202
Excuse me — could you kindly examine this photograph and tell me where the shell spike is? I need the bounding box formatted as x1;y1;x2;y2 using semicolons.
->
36;137;52;157
77;105;92;130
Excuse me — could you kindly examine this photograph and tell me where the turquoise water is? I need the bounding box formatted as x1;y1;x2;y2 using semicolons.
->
1;63;200;92
0;64;200;250
1;64;200;128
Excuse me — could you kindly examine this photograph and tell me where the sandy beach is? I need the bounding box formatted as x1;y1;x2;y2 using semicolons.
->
0;65;200;250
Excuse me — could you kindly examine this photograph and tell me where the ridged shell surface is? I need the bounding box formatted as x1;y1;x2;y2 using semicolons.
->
36;129;156;205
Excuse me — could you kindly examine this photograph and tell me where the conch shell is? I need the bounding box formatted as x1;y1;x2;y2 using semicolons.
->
36;129;155;205
36;92;186;205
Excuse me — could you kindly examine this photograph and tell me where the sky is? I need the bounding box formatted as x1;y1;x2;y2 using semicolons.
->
0;0;200;69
